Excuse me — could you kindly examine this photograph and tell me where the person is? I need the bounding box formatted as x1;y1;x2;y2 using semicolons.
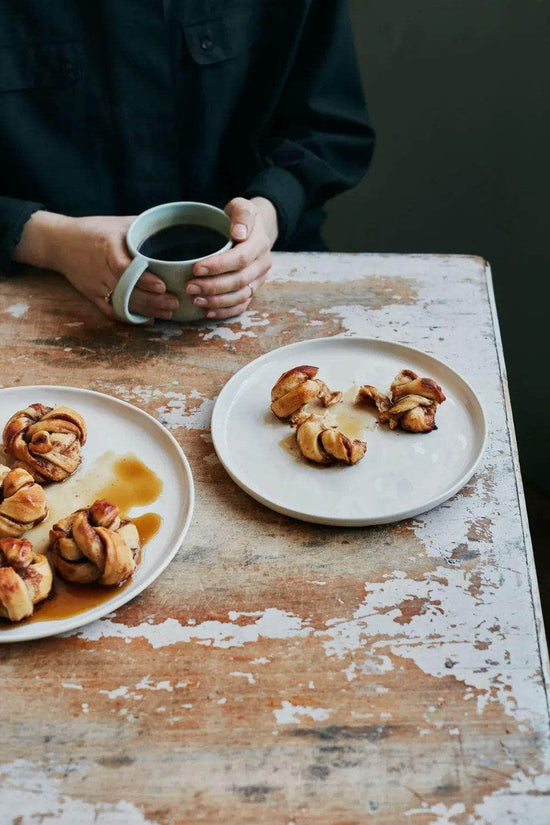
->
0;0;375;322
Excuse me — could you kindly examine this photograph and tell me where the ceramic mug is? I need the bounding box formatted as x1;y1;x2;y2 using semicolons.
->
112;201;232;324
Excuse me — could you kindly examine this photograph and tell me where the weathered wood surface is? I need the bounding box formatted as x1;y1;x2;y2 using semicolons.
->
0;253;549;824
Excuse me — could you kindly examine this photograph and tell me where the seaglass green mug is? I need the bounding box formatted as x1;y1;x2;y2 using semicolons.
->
112;201;232;324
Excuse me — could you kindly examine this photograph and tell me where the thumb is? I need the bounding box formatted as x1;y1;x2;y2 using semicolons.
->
225;197;257;242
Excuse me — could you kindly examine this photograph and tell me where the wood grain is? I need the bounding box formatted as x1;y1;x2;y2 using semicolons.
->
0;254;549;824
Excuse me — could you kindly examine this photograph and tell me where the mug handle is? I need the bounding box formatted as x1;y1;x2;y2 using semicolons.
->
112;256;151;324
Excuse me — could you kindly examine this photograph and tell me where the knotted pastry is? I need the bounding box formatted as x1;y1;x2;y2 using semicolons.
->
3;403;87;483
0;537;53;622
295;415;367;465
50;499;139;586
356;369;446;433
271;365;342;421
0;465;48;537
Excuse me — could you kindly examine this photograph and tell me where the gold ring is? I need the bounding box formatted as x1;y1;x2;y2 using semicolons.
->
104;289;114;305
248;283;254;299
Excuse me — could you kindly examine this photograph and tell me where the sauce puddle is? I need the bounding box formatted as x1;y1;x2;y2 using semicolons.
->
278;386;377;461
1;453;163;629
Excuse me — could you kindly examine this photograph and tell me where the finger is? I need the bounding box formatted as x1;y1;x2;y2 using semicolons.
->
189;249;271;298
93;297;154;326
137;272;167;294
128;287;180;320
225;197;257;242
193;272;267;310
205;299;252;321
107;236;167;295
92;295;118;321
187;260;259;298
193;225;267;278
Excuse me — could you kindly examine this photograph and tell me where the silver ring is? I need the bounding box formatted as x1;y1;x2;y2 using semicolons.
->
247;283;255;299
104;289;114;305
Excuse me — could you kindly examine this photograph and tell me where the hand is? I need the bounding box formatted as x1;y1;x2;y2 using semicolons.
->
185;196;278;320
13;211;180;321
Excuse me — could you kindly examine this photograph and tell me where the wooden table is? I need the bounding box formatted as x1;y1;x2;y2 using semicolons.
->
1;254;549;824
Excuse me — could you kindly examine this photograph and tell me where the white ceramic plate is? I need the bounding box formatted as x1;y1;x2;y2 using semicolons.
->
0;386;194;643
212;337;486;526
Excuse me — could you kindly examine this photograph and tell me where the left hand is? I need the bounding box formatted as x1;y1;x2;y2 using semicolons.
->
185;196;278;319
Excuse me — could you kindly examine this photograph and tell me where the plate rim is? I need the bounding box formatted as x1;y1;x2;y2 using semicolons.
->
211;336;487;526
0;384;195;643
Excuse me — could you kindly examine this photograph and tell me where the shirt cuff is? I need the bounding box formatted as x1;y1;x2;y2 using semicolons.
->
242;166;307;247
0;196;45;274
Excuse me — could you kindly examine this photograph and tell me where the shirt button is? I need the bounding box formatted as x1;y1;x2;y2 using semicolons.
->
201;37;214;52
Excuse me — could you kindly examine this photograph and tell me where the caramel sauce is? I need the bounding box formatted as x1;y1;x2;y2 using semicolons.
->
31;577;129;622
95;455;163;512
279;432;301;459
278;387;377;462
0;453;163;629
132;512;162;546
328;388;370;440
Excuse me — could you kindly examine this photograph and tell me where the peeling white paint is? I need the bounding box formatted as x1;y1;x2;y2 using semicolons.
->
100;384;215;431
470;770;550;823
230;671;256;685
274;701;333;725
61;683;83;690
405;801;466;823
321;562;546;726
134;677;173;692
99;686;129;700
73;608;312;649
198;309;269;342
0;759;159;824
156;390;214;430
5;303;29;318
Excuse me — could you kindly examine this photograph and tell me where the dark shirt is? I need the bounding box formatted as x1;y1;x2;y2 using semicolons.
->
0;0;374;268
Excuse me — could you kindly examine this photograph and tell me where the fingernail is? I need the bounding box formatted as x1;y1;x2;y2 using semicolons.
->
163;299;179;310
206;311;216;319
195;266;209;276
187;284;201;295
153;282;165;292
193;297;207;306
233;223;247;240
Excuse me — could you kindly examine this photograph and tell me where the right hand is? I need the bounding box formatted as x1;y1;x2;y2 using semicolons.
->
13;211;180;321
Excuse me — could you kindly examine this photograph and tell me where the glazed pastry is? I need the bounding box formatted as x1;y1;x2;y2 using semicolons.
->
355;385;392;415
356;369;446;433
271;366;342;420
0;537;53;622
50;499;139;586
295;415;367;466
0;465;48;537
3;403;87;483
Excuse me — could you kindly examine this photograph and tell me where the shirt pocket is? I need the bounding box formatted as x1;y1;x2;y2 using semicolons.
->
181;6;265;66
0;41;83;92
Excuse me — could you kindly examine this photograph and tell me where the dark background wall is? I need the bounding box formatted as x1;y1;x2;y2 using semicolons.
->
323;0;549;494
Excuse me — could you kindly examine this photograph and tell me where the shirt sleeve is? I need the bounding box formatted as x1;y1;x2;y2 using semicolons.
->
0;195;45;273
241;0;375;246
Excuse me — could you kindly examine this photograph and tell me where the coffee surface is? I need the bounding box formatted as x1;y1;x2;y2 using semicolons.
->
139;224;227;261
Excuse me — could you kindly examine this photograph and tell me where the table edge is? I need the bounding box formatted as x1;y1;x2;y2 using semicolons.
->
485;262;550;725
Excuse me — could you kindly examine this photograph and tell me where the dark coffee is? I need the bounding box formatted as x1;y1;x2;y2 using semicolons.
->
139;224;227;261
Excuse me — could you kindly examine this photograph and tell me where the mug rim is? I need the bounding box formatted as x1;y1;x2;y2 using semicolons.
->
126;201;232;265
